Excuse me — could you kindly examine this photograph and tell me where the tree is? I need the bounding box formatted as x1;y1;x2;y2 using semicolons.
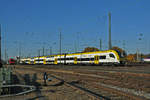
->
142;54;150;58
83;47;99;52
112;46;127;57
126;54;136;62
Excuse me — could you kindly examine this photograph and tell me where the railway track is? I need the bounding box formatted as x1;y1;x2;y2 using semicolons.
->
48;74;109;100
15;66;109;100
48;72;147;100
14;70;46;100
22;62;149;67
14;65;150;100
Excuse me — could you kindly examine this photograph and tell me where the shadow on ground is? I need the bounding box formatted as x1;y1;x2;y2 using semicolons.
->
1;74;23;95
23;73;47;100
49;81;64;86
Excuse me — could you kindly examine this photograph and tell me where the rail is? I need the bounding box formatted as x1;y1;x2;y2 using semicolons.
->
0;84;36;98
48;74;109;100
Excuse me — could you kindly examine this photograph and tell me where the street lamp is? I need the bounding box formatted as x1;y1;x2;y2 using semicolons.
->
137;33;143;62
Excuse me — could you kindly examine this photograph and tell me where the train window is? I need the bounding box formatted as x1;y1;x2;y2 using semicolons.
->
99;56;106;59
91;58;94;61
65;57;74;60
58;58;65;60
109;54;115;58
35;59;43;61
46;60;54;62
70;58;74;60
66;58;70;60
81;58;90;61
77;58;81;61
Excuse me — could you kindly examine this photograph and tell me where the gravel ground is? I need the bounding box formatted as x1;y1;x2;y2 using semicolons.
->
2;67;93;100
5;64;150;100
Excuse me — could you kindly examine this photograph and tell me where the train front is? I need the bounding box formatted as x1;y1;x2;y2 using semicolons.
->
114;50;127;65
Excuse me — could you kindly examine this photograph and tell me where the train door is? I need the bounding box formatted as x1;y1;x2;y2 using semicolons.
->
74;57;77;64
34;58;36;64
94;55;99;64
43;58;46;64
54;58;58;64
29;60;31;64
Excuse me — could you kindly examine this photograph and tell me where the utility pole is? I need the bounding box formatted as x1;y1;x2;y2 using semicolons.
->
18;42;21;64
59;31;62;64
108;12;112;50
38;49;40;64
19;42;21;58
136;33;143;62
77;32;80;52
136;48;139;62
28;53;31;58
74;42;77;53
43;47;45;56
4;28;7;64
38;49;40;57
99;38;102;50
45;49;47;56
50;47;52;55
0;24;2;67
4;49;7;63
123;40;126;50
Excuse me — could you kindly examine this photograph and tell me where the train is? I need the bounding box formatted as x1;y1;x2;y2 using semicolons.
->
20;50;126;65
142;57;150;63
8;58;17;65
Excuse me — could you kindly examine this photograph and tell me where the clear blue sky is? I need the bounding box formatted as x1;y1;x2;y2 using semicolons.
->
0;0;150;58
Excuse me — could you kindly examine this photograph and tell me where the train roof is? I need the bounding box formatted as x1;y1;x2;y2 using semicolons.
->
20;49;119;59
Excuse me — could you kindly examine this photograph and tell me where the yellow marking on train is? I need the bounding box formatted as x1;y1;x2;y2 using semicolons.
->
74;57;77;64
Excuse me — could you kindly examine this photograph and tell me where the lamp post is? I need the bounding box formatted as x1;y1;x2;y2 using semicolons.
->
50;47;52;55
108;12;112;50
0;24;2;67
58;29;62;65
99;38;102;50
77;32;81;52
137;33;143;62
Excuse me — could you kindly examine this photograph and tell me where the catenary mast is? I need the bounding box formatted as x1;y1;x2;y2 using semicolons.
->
0;24;2;67
108;12;112;50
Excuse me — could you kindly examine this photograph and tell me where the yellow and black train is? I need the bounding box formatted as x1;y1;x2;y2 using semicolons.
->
20;50;126;65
